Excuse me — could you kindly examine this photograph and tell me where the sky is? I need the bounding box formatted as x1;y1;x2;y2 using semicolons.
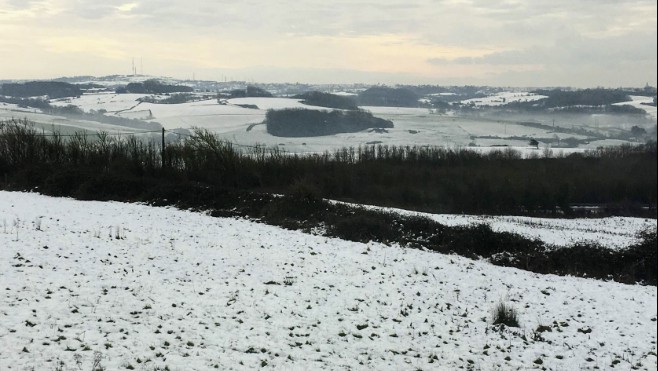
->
0;0;656;87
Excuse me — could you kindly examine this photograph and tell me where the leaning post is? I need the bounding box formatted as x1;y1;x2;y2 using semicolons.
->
161;128;166;168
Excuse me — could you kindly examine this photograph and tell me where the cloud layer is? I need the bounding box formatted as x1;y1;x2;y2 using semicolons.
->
1;0;656;86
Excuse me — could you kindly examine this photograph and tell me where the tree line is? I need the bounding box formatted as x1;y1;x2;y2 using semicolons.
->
293;91;358;110
116;79;193;94
0;81;81;99
0;119;654;217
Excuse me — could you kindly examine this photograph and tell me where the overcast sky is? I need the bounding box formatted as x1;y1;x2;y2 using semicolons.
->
1;0;656;87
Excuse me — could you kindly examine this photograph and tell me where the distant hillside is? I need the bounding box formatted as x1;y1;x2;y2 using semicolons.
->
497;88;649;114
116;79;193;94
224;86;273;98
266;108;393;137
293;91;357;110
138;93;207;104
358;86;420;107
530;88;631;108
0;81;82;99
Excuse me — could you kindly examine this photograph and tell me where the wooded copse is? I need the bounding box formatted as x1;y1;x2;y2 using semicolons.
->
0;81;82;99
265;108;394;137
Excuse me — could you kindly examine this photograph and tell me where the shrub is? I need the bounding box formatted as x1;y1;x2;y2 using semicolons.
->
329;212;398;243
492;302;519;327
288;177;323;204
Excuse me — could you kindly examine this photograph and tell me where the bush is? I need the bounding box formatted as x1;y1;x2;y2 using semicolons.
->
621;229;657;285
288;177;323;204
492;302;519;327
329;212;399;243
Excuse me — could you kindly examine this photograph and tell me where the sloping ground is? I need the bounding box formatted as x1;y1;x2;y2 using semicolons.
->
1;192;656;370
459;92;548;107
5;92;644;155
613;96;657;120
346;202;656;249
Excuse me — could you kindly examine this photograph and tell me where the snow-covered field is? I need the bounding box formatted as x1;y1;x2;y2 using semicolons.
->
3;90;655;155
0;103;150;136
121;97;574;153
1;191;656;370
460;92;548;107
346;202;656;250
614;96;657;121
51;93;146;114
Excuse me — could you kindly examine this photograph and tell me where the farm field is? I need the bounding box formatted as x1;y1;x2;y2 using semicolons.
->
459;92;548;107
4;90;654;154
0;102;151;136
613;96;657;120
1;191;656;370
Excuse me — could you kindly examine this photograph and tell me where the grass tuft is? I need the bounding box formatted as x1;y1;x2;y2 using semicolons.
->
492;302;519;327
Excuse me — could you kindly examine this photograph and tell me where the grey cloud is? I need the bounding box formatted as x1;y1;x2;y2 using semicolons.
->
70;0;135;19
428;31;657;66
63;0;447;37
12;0;654;86
58;0;657;45
421;0;655;48
5;0;42;9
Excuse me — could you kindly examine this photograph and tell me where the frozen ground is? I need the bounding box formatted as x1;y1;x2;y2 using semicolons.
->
342;202;656;250
1;191;656;370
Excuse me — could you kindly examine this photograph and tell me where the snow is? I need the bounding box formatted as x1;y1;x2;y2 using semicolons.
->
0;107;150;136
331;92;358;97
460;92;548;107
456;119;552;138
340;202;656;249
1;91;646;156
1;191;656;370
226;97;330;111
136;100;262;133
50;93;146;114
582;139;636;149
614;95;657;120
0;102;41;114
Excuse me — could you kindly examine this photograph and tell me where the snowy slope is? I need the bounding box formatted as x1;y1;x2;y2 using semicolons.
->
50;93;146;113
0;105;152;136
460;92;548;107
614;96;657;120
1;191;656;370
347;203;656;250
